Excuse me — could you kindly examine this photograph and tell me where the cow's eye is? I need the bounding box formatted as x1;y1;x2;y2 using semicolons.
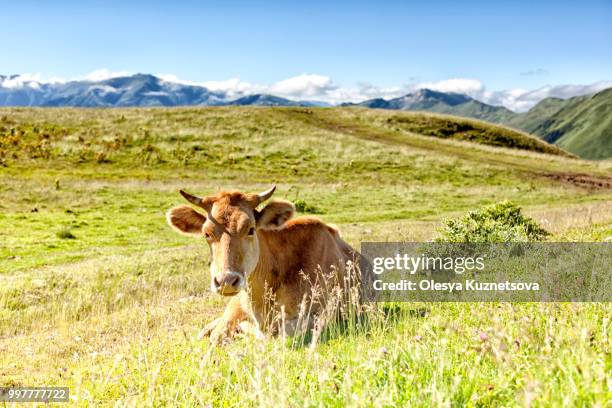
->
248;227;256;236
204;231;212;240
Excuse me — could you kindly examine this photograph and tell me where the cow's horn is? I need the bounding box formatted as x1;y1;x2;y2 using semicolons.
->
256;185;276;204
180;189;213;212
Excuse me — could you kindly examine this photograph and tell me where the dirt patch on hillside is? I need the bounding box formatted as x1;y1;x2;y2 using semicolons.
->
542;172;612;190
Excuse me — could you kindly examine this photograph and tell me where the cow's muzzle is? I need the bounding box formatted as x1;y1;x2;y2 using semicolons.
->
212;271;245;296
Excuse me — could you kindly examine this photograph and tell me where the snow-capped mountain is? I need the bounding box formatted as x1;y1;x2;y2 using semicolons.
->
0;73;321;107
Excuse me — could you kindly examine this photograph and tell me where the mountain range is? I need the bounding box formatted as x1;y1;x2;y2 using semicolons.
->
342;89;518;123
0;73;315;108
0;74;222;106
1;73;610;159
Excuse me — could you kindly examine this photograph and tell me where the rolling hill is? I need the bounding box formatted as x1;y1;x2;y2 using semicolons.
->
363;109;570;157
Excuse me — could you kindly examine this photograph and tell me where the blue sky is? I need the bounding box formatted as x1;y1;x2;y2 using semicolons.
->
1;1;611;110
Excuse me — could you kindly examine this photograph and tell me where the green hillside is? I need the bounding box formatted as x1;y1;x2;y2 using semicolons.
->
531;89;612;160
502;89;612;160
0;107;571;176
0;106;602;274
1;107;611;405
429;99;518;123
506;97;570;133
378;110;569;156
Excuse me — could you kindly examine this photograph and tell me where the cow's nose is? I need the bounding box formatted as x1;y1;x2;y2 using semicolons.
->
213;272;244;295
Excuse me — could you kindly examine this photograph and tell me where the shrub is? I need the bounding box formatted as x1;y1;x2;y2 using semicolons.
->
435;201;549;243
293;199;322;214
57;227;76;239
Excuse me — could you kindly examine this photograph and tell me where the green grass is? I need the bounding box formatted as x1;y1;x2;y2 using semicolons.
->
0;107;611;406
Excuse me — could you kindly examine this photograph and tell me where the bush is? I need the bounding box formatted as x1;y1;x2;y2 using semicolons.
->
435;201;549;243
293;199;322;214
57;227;76;239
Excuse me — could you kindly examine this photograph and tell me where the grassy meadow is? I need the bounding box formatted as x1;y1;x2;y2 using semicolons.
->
0;107;611;406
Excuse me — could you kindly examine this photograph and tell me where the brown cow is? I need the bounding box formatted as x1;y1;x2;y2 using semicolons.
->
166;186;359;344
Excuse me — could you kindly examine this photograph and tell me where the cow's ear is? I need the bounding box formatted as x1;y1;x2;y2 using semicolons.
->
255;200;295;229
166;205;206;236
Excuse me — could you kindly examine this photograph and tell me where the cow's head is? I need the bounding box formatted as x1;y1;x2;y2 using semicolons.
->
166;186;294;296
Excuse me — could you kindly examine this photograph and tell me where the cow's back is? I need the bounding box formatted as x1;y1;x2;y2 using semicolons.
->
264;216;353;276
254;216;358;322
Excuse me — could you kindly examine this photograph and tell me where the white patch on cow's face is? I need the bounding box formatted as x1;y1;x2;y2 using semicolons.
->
204;210;261;297
208;253;220;292
241;235;260;278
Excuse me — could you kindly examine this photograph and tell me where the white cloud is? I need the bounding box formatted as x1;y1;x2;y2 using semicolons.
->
157;73;205;88
157;75;265;98
269;74;335;98
158;73;347;102
0;73;44;88
396;78;612;112
414;78;485;96
202;78;265;98
81;69;131;82
480;81;612;112
0;69;130;88
87;85;120;94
